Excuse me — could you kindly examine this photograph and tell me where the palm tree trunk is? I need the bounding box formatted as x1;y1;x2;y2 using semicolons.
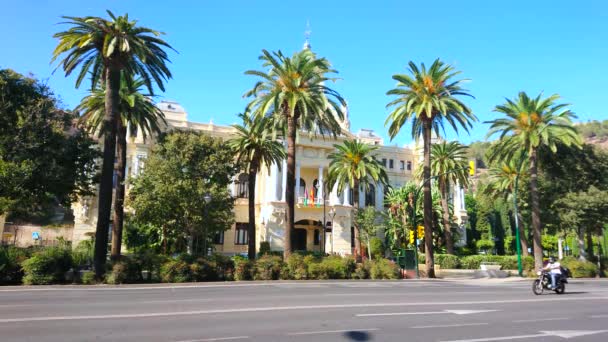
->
247;164;257;260
529;148;543;271
422;122;435;278
517;212;530;257
284;114;296;258
94;67;120;279
111;118;127;260
439;180;454;254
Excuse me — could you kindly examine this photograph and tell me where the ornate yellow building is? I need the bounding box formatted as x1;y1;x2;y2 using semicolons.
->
71;101;468;256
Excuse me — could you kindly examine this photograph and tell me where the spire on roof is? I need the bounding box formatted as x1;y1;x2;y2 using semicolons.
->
303;20;311;50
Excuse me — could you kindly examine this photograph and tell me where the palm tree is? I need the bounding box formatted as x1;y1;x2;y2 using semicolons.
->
483;155;530;256
52;11;174;277
244;49;346;258
77;74;166;259
229;112;286;260
386;59;476;277
486;92;581;270
429;141;469;254
327;139;389;257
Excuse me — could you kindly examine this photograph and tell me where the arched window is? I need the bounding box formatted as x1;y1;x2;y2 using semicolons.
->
235;173;249;198
365;184;376;207
299;178;306;197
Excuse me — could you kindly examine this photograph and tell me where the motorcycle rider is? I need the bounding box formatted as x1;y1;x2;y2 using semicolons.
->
543;256;561;290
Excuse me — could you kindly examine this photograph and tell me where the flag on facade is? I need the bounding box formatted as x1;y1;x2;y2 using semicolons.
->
309;187;315;207
304;188;308;206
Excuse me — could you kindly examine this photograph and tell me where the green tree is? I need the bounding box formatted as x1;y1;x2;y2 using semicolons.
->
52;11;174;278
354;206;383;260
244;49;346;257
429;141;469;254
128;131;236;255
0;69;98;219
229;112;285;260
77;74;165;259
486;92;581;270
386;59;476;277
483;155;530;256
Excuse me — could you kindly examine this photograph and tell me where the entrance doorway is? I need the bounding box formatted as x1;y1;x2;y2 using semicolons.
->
292;228;307;251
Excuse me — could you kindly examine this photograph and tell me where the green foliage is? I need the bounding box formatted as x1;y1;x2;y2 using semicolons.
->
252;255;283;280
0;246;30;284
232;256;252;281
434;254;461;269
561;257;598;278
368;259;399;279
0;69;98;218
369;237;385;259
160;259;192;283
21;246;73;285
354;206;383;258
576;120;608;140
129;131;237;255
81;271;96;285
258;241;271;257
308;256;356;280
105;257;141;284
353;262;370;279
476;239;495;252
284;254;308;280
72;239;94;269
133;250;167;282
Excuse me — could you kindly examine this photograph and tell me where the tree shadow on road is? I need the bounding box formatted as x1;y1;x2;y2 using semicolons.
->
343;331;372;341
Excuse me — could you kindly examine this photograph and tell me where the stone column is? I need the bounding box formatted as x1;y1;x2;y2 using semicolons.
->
343;184;351;207
295;163;301;203
281;158;287;202
375;183;384;211
358;185;365;208
318;166;324;205
330;183;340;205
267;163;279;202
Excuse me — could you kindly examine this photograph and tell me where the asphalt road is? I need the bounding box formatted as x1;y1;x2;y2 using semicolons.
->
1;279;607;342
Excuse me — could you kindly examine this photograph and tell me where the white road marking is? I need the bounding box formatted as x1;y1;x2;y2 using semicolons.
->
0;297;605;323
356;309;498;317
411;323;489;329
512;317;570;323
441;330;608;342
287;328;379;336
174;336;249;342
591;314;608;318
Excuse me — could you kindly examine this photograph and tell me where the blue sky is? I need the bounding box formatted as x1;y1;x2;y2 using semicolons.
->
1;1;607;145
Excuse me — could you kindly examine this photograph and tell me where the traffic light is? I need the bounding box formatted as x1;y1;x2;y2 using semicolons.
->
417;225;425;238
469;160;476;176
409;230;414;244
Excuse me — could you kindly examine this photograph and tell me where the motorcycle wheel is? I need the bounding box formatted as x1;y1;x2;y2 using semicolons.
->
532;279;543;295
555;283;565;294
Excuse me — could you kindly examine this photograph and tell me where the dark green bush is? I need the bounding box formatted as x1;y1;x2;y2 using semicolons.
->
434;254;461;269
369;237;385;259
208;254;234;281
81;271;96;285
308;256;354;280
284;254;308;280
71;239;94;269
258;242;271;256
253;255;283;280
0;246;29;284
561;257;598;278
160;259;192;283
106;257;141;284
353;262;370;279
134;251;166;282
368;259;399;279
232;256;252;281
21;246;73;285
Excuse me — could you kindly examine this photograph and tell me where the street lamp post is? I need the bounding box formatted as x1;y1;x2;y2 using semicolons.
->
204;193;212;256
329;208;336;254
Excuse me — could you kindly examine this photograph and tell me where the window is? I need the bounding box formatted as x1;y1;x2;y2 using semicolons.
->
407;161;412;171
235;173;249;198
314;229;320;245
234;223;249;245
365;184;376;207
299;178;306;196
400;160;405;170
213;231;224;245
382;158;387;167
389;159;394;169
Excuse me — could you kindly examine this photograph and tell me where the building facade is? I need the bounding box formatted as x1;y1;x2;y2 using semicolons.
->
71;101;468;255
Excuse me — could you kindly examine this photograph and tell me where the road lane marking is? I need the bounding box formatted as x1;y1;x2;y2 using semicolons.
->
357;309;498;317
441;330;608;342
411;323;488;329
591;314;608;318
512;317;570;323
174;336;249;342
0;297;605;323
287;328;379;336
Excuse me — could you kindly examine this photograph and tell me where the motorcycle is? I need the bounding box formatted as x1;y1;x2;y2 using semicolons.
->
532;269;567;295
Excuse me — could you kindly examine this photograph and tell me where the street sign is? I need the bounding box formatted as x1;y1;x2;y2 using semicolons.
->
32;232;40;240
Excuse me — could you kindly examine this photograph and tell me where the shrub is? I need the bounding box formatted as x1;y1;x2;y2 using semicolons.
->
81;271;96;285
353;262;370;279
284;254;308;280
232;256;252;281
258;242;271;256
561;257;598;278
134;251;166;282
160;259;192;283
105;257;141;284
435;254;461;269
369;237;385;259
0;246;29;284
72;239;94;270
21;246;73;285
208;254;234;281
456;247;476;256
310;256;354;280
368;259;399;279
253;255;283;280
